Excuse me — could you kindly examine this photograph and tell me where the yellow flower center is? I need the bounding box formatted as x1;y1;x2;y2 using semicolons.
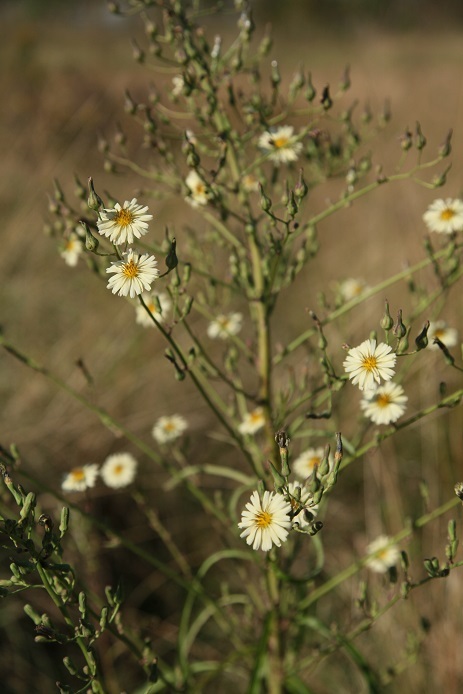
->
123;259;139;279
375;393;392;408
440;208;455;221
249;410;263;423
434;329;445;339
306;456;321;471
271;136;289;149
362;356;378;372
65;239;77;251
256;510;272;528
163;421;176;432
115;208;135;228
70;468;85;482
113;464;124;476
195;183;206;196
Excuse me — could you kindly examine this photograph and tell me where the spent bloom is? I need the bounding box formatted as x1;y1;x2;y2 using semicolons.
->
258;125;303;164
185;170;209;207
427;320;458;351
106;249;159;298
343;339;396;391
60;233;83;267
238;490;292;551
360;382;408;425
293;447;329;481
423;198;463;234
365;535;401;573
238;407;265;435
100;453;137;489
152;414;188;444
136;291;171;327
97;198;153;245
207;312;243;340
338;277;369;302
62;464;99;492
286;481;318;528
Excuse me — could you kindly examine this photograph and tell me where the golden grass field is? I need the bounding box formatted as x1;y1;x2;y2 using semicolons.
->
1;2;463;692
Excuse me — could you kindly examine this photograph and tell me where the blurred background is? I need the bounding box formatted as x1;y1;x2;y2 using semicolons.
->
1;1;463;692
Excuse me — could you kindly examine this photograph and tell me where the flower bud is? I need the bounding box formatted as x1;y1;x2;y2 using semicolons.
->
400;128;413;151
124;90;137;115
439;128;452;158
81;222;99;252
286;191;298;218
393;309;407;339
305;72;316;102
165;237;178;271
380;300;394;331
339;65;351;91
294;169;308;200
131;39;144;63
268;461;286;492
270;60;281;88
259;184;272;212
320;85;332;110
87;177;103;211
415;121;426;150
414;320;429;351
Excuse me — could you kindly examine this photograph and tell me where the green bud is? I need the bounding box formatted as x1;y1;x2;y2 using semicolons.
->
124;89;137;115
131;39;144;64
78;591;87;617
270;60;281;88
63;657;78;676
400;128;413;151
380;300;394;331
415;121;427;150
59;507;70;538
400;550;409;572
414;320;429;351
305;72;316;102
439;128;452;158
87;177;103;211
99;606;108;631
24;604;42;625
165;237;178;271
393;309;407;339
19;492;36;523
320;85;332;110
294;169;308;200
258;34;272;58
268;461;286;492
289;66;305;99
259;184;272;212
286;191;298;218
80;221;99;252
339;64;351;91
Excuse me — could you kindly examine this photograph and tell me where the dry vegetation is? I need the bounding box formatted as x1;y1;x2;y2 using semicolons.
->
1;3;463;692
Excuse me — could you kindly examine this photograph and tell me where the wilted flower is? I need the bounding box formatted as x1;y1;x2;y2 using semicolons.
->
207;312;243;339
427;320;458;351
293;447;328;481
136;291;171;327
185;170;209;207
258;125;303;164
62;464;99;492
360;382;408;425
286;481;318;528
238;407;265;435
152;414;188;444
106;249;159;298
343;339;396;391
97;198;153;245
365;535;400;573
238;490;292;551
60;234;82;267
423;198;463;234
100;453;137;489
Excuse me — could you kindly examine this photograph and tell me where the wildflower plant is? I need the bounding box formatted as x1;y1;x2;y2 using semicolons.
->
2;1;463;692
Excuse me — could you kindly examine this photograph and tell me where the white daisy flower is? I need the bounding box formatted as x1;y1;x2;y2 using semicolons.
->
286;481;318;528
258;125;303;165
339;277;369;302
360;382;408;425
427;320;459;351
293;447;328;481
185;170;209;207
241;174;260;193
106;249;159;298
365;535;400;573
62;464;99;492
100;453;137;489
238;407;265;435
343;339;396;391
97;198;153;245
238;490;292;552
423;198;463;234
207;312;243;340
152;414;188;444
136;291;171;327
60;234;82;267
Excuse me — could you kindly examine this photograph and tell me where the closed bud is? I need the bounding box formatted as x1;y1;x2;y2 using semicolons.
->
432;165;451;188
289;66;305;99
305;72;316;102
397;326;410;354
393;309;407;339
320;85;332;110
294;169;308;200
59;507;70;537
258;34;272;58
415;121;426;150
414;320;429;351
400;128;413;151
124;90;137;115
87;177;103;211
339;64;351;91
165;237;178;271
380;300;394;331
268;461;286;492
379;99;391;126
270;60;281;88
286;191;298;218
131;39;144;63
438;128;452;158
63;657;78;676
81;222;99;252
259;184;272;212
